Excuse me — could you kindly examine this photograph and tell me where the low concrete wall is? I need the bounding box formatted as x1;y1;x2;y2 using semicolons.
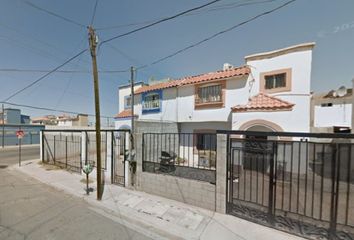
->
139;172;216;211
136;132;217;211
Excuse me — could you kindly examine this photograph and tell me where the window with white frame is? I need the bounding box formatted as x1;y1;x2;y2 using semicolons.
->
143;92;161;110
197;84;222;104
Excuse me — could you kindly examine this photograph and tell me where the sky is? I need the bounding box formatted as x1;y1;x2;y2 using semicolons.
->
0;0;353;122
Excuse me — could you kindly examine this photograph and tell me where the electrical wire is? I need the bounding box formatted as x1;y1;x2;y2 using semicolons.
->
3;49;88;102
0;101;114;119
137;0;296;70
96;0;277;31
23;1;86;28
99;0;223;45
0;68;129;74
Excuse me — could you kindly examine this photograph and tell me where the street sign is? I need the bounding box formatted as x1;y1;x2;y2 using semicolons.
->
16;130;25;139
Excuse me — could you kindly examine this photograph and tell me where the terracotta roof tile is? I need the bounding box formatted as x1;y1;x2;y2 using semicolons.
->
135;66;250;94
134;80;180;94
180;66;250;86
231;93;294;112
115;109;136;119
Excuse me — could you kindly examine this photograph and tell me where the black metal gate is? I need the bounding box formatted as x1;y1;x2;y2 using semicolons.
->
225;131;354;240
111;131;128;186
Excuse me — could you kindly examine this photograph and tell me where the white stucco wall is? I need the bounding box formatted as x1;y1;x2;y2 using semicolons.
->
232;46;314;132
118;83;144;113
314;103;352;128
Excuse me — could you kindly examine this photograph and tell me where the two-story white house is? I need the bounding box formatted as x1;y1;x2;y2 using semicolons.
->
117;43;313;131
115;42;315;148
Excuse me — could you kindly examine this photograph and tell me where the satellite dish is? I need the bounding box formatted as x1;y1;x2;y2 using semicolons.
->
336;86;347;97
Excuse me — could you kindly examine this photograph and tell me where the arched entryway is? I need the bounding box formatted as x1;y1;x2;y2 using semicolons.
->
239;119;284;132
237;120;283;173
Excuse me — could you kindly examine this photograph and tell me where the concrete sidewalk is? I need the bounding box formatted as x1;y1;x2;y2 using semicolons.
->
13;160;304;240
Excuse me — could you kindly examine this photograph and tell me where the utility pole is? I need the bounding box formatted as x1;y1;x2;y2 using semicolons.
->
88;25;102;200
129;66;135;187
1;104;4;148
130;66;135;150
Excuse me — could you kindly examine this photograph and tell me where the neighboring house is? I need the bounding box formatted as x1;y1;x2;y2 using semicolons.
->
123;43;314;139
57;114;88;127
0;108;32;124
311;87;352;133
32;114;88;127
0;108;21;124
114;82;146;130
32;115;58;125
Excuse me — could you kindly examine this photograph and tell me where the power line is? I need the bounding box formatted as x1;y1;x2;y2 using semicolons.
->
3;49;88;102
99;0;223;45
90;0;99;25
0;68;129;74
0;101;114;119
137;0;296;70
96;0;277;31
23;1;86;28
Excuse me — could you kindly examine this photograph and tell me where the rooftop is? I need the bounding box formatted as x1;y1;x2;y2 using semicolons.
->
232;93;295;112
135;65;250;94
114;109;136;119
245;42;315;61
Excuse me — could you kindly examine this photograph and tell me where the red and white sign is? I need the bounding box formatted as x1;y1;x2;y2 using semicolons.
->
16;130;25;139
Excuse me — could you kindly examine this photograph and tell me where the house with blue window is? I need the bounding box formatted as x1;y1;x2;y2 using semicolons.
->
115;43;315;164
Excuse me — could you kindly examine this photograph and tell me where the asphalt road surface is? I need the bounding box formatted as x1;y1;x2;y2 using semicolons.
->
0;167;153;240
0;145;40;166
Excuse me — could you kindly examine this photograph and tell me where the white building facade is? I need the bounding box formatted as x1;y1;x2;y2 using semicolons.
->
121;43;315;136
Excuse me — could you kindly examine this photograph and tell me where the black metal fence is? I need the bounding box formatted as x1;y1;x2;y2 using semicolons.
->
42;131;82;173
222;130;354;240
112;131;128;186
42;129;129;186
142;133;216;183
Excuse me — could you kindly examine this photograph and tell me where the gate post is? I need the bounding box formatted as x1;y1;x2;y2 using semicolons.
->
40;130;44;162
216;133;228;214
105;131;113;183
134;132;143;189
81;131;87;167
267;141;276;225
329;143;339;239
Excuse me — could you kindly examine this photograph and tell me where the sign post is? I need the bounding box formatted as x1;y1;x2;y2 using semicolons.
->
16;129;24;167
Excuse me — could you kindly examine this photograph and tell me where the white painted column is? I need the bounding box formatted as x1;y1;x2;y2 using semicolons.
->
105;132;113;182
40;130;43;161
81;131;87;166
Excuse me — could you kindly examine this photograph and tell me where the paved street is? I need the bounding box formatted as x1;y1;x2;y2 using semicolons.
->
0;167;153;240
0;145;40;166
